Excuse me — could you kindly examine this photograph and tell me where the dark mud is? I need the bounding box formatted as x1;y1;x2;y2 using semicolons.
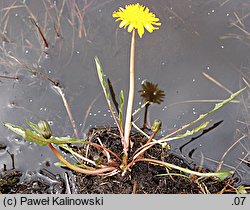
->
74;128;245;194
0;168;65;194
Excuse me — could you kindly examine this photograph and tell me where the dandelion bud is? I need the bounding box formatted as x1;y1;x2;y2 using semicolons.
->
151;119;162;133
38;120;52;139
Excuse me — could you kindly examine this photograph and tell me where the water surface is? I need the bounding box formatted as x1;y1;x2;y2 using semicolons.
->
0;0;250;185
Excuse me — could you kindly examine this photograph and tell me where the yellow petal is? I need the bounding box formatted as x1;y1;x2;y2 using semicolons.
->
127;24;134;32
145;24;154;33
138;25;145;38
119;20;127;28
152;21;161;26
151;17;160;22
112;13;118;17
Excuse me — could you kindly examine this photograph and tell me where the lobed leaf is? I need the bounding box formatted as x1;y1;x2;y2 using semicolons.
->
212;170;234;181
160;87;247;142
3;122;25;137
175;121;210;139
49;136;86;144
192;87;246;125
25;129;86;146
26;119;41;134
24;129;48;146
3;121;86;146
141;158;233;181
236;186;248;194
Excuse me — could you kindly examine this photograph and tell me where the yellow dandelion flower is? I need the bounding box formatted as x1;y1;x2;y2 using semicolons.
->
112;3;161;38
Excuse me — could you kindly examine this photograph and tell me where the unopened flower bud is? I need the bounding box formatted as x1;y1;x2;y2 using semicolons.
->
38;120;52;139
151;119;162;133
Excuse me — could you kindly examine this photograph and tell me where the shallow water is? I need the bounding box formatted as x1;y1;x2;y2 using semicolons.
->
0;0;250;185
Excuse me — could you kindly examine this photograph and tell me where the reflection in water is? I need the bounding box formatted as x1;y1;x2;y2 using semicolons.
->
0;0;250;184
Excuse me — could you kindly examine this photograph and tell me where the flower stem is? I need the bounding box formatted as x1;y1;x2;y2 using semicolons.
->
123;29;136;163
143;103;150;129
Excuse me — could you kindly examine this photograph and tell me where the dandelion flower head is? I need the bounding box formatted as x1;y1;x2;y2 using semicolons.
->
112;3;161;38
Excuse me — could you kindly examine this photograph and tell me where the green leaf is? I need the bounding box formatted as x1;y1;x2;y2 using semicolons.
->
54;162;66;167
152;121;212;145
212;170;234;181
159;87;247;144
25;129;86;146
4;121;86;146
59;144;85;163
193;121;210;133
156;173;190;179
236;185;247;194
95;56;109;99
3;122;25;137
107;78;119;113
94;56;122;133
54;161;92;170
176;121;210;139
25;119;41;134
119;90;124;129
49;136;86;144
24;129;48;146
195;87;246;122
142;158;233;181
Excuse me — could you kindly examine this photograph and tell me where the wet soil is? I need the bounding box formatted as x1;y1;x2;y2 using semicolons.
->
74;128;242;194
0;168;65;194
1;128;248;194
